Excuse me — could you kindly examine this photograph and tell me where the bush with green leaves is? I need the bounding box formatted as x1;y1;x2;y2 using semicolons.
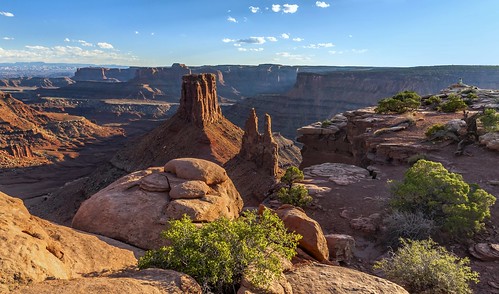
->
375;91;421;114
439;94;467;112
374;238;479;294
321;120;332;128
479;108;499;132
138;209;301;293
424;123;445;138
277;166;312;207
390;160;496;237
423;95;442;109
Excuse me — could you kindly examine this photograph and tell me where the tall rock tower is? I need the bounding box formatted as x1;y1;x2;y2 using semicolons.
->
240;108;279;177
178;73;223;126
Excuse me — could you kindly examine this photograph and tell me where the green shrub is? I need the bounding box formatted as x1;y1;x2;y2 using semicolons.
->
138;210;301;293
423;95;442;109
390;160;496;237
383;211;435;245
479;108;499;132
277;167;312;207
375;91;421;114
425;123;445;138
467;92;478;99
321;120;332;128
374;238;479;294
439;94;467;112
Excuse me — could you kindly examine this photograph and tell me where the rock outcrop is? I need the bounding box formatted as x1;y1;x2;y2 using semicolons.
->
469;243;499;261
12;268;203;294
285;263;409;294
72;158;243;249
480;132;499;151
240;108;279;177
0;191;138;293
275;205;330;262
178;74;222;126
325;234;356;263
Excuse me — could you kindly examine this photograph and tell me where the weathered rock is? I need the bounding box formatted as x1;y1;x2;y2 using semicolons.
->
303;162;370;186
140;172;171;192
169;180;209;199
285;263;409;294
480;132;499;151
325;234;356;263
238;273;293;294
72;159;243;249
12;268;202;294
0;191;137;293
275;205;329;262
178;73;222;126
164;158;228;185
240;108;279;177
350;213;382;233
469;243;499;261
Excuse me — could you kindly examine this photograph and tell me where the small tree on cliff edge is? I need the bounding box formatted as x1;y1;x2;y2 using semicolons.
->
277;166;312;207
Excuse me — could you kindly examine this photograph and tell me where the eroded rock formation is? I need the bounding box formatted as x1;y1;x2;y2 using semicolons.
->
240;108;279;177
72;158;243;249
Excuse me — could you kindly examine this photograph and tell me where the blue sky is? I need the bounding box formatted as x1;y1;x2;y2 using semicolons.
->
1;0;499;66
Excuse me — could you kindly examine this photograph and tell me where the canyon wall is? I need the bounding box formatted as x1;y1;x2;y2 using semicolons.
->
226;66;499;139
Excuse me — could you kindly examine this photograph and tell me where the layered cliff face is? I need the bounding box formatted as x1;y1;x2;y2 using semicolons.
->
73;67;136;82
0;77;74;88
178;74;222;126
0;92;122;167
226;66;499;139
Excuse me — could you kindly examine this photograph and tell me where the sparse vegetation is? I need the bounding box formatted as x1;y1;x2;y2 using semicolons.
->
423;95;442;109
439;94;467;112
375;91;421;114
383;211;435;246
321;119;332;128
479;108;499;132
424;123;445;138
390;160;496;237
138;210;301;293
374;238;479;294
277;166;313;207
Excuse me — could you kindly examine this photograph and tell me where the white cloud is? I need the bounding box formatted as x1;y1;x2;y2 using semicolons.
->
281;33;290;39
237;37;266;44
2;37;14;40
304;42;334;49
222;38;235;43
77;40;93;47
227;16;237;23
249;6;260;13
272;4;281;12
316;1;330;8
0;45;136;64
151;32;155;36
97;42;114;49
267;37;278;42
238;47;264;52
352;48;368;54
349;34;353;38
292;37;304;42
275;52;311;61
64;38;70;42
282;4;299;13
135;31;139;34
0;11;14;17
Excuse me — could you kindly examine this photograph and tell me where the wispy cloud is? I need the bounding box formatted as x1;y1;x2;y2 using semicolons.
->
237;37;266;44
249;6;260;13
275;52;311;61
281;33;290;39
267;37;278;42
222;38;235;43
227;16;237;23
329;49;368;55
97;42;114;49
0;11;14;17
2;37;14;40
64;38;70;42
238;48;264;52
292;37;304;42
316;1;330;8
135;31;139;35
352;48;368;54
272;4;281;12
0;44;136;64
77;40;93;47
304;42;334;49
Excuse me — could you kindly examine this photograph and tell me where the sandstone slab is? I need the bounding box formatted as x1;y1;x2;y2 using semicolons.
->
304;162;370;186
325;234;355;263
164;158;228;185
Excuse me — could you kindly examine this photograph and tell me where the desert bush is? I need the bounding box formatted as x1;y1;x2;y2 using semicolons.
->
467;92;478;100
390;160;496;237
374;238;479;294
375;91;421;114
479;108;499;132
439;94;467;112
383;211;435;245
423;95;442;109
277;167;312;207
138;209;301;293
321;120;332;128
424;123;445;138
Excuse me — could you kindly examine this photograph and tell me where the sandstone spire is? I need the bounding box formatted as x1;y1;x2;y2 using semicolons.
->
241;108;279;177
178;73;222;126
